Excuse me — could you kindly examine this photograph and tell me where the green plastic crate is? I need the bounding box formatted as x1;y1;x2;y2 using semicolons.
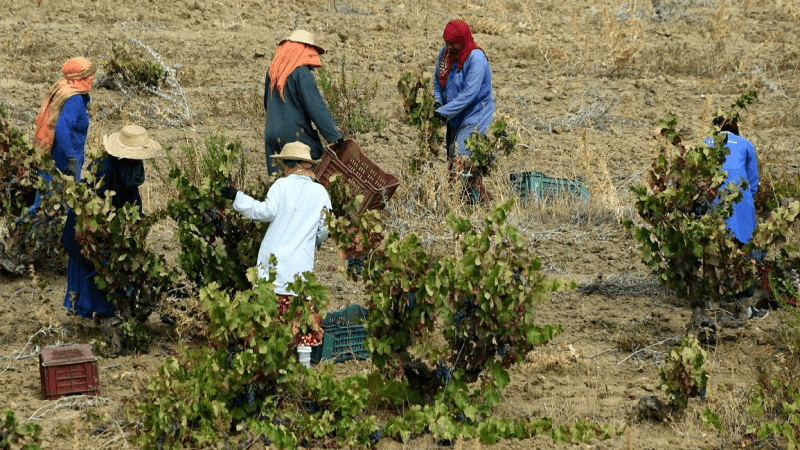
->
509;171;590;202
311;305;370;363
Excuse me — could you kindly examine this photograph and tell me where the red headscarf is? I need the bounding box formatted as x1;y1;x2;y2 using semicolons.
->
32;58;96;156
438;20;483;89
268;41;322;101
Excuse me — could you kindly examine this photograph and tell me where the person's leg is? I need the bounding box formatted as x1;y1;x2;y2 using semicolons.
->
63;256;92;318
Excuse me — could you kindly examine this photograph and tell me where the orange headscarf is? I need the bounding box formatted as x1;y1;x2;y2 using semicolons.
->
32;58;96;156
268;41;322;101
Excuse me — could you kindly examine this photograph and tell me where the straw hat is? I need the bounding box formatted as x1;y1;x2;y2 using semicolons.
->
103;125;161;160
271;141;319;164
280;29;325;55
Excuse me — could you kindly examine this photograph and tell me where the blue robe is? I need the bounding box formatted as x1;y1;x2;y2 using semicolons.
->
62;155;145;318
432;48;494;157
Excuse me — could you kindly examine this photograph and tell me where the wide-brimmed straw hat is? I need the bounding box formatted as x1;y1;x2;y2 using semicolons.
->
103;125;161;160
271;141;319;164
280;29;325;55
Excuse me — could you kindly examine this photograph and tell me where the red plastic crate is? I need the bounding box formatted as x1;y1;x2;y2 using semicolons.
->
314;139;400;214
39;344;99;400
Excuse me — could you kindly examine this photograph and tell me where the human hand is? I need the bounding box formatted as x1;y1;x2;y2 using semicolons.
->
434;102;443;110
333;138;345;149
433;110;447;122
219;186;238;200
64;158;79;177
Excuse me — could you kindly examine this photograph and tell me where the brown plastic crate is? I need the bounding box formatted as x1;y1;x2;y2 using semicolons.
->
39;344;99;400
314;139;400;214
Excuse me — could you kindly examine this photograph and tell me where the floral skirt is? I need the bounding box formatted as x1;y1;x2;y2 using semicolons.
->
449;157;494;205
276;295;324;347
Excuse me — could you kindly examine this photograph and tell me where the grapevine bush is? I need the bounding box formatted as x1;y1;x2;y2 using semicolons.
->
0;110;65;269
397;71;445;174
659;335;709;408
134;186;615;448
0;106;37;218
103;42;165;88
1;408;41;450
623;92;800;327
165;133;271;294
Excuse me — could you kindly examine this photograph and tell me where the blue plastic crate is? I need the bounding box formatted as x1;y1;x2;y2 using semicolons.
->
311;305;370;363
510;171;590;202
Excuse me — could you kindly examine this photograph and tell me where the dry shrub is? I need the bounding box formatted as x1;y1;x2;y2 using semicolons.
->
463;16;509;35
576;131;622;216
694;94;714;140
737;30;785;72
161;292;209;342
523;342;584;373
599;6;645;74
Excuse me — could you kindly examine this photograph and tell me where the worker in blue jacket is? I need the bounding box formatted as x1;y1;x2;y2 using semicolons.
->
704;116;766;319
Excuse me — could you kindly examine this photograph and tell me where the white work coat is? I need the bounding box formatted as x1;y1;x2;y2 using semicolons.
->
232;174;331;295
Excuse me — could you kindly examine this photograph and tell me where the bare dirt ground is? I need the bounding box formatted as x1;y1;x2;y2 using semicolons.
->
1;0;800;448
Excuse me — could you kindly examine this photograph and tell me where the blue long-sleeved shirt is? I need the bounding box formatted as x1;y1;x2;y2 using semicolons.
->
26;94;89;214
51;94;90;181
704;131;759;244
433;48;494;155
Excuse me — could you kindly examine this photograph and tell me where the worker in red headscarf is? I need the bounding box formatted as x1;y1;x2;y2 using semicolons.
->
433;20;495;205
263;30;344;176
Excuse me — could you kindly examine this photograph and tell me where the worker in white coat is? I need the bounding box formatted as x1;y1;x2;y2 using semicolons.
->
220;141;331;364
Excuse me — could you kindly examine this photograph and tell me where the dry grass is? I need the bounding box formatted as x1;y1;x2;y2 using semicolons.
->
576;131;623;217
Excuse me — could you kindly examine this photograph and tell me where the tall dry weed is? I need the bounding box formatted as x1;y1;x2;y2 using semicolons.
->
576;131;621;217
737;30;784;72
599;6;645;73
695;94;713;141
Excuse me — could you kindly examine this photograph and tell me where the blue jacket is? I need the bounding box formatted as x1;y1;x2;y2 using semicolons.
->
26;94;89;213
433;48;494;156
51;94;90;181
704;132;759;244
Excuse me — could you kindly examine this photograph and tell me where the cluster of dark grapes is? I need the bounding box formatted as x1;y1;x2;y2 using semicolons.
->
497;343;506;358
463;297;476;312
404;291;416;310
368;430;382;446
225;341;244;368
454;297;476;325
347;255;364;275
693;202;710;220
210;209;222;230
750;248;767;264
232;383;255;407
307;401;319;414
512;270;522;283
435;363;451;382
246;384;255;406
